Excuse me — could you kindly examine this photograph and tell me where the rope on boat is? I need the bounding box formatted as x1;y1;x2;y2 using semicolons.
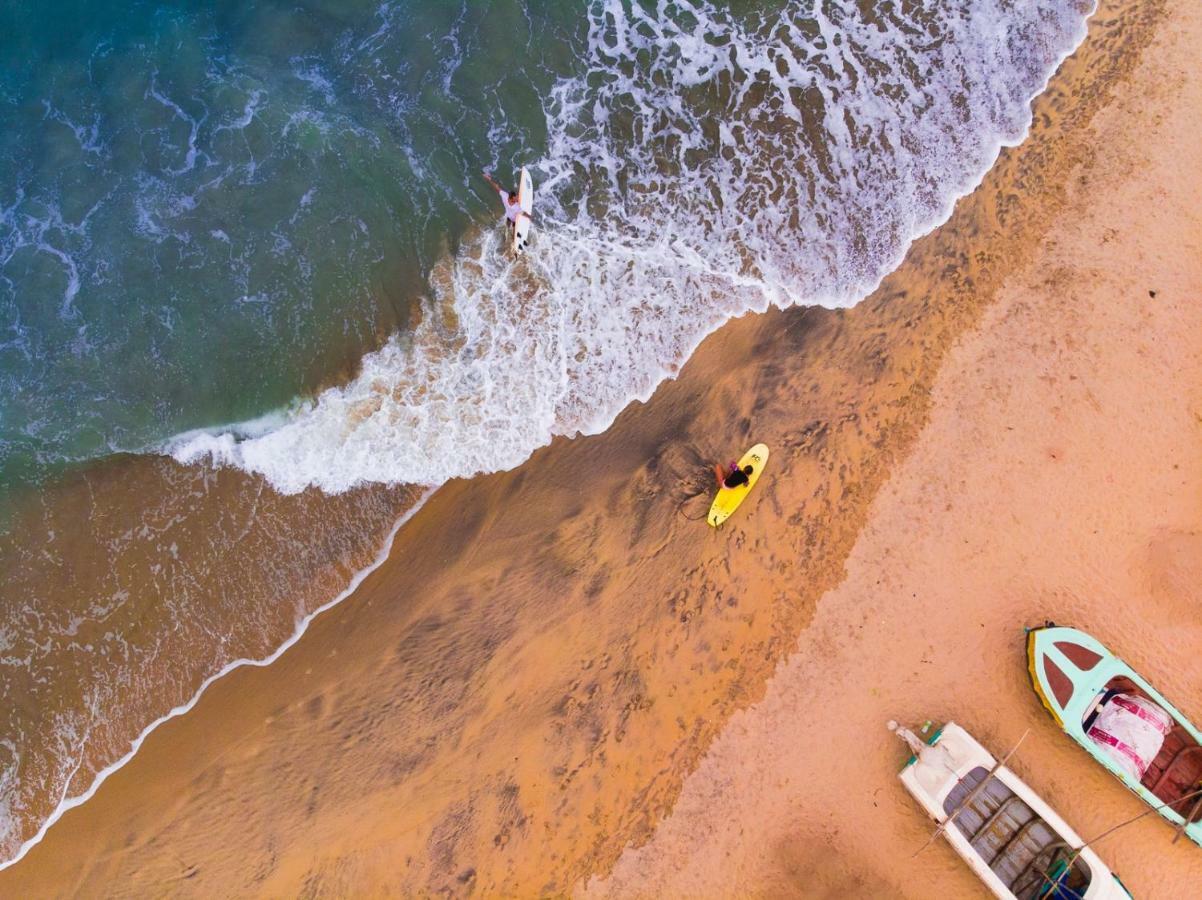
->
913;729;1030;857
1031;784;1202;897
1019;845;1088;900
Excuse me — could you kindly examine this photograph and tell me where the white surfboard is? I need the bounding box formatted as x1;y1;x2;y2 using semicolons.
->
511;167;533;255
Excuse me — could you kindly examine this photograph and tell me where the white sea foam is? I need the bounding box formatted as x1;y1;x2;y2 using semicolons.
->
0;186;92;320
170;0;1093;495
0;490;435;873
146;73;207;177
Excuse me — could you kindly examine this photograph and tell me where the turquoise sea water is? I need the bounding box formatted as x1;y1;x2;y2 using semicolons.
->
0;0;577;493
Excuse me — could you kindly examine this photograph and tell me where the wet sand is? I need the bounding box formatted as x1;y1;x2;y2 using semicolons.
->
0;456;418;864
0;0;1192;895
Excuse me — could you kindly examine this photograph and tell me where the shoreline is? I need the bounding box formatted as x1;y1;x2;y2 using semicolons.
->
0;454;420;865
166;0;1093;496
0;0;1173;893
0;1;1102;871
0;487;434;875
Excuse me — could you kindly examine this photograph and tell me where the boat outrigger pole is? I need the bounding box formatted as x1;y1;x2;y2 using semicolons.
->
1173;789;1202;844
914;729;1030;857
1064;784;1202;852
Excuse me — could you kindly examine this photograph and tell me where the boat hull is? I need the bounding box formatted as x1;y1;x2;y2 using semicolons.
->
1027;625;1202;846
897;721;1129;898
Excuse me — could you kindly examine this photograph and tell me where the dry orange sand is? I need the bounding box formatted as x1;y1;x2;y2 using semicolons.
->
0;0;1188;896
589;0;1202;895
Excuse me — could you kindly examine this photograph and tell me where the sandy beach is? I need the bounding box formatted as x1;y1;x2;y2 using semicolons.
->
591;0;1202;895
3;0;1199;895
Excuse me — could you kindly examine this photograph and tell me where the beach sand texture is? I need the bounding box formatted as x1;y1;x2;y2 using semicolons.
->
3;0;1200;895
589;0;1202;894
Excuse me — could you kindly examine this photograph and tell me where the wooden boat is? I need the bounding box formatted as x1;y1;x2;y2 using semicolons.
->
1028;624;1202;846
893;720;1131;898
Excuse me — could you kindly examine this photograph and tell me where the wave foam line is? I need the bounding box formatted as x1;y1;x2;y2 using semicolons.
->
168;0;1096;498
0;487;435;873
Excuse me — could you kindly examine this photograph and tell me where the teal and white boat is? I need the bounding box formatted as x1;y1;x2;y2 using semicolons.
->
1027;625;1202;845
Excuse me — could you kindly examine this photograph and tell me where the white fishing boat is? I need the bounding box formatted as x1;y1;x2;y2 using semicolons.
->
891;720;1132;899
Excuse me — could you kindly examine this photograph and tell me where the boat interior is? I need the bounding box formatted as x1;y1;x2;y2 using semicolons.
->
943;766;1093;899
1083;675;1202;819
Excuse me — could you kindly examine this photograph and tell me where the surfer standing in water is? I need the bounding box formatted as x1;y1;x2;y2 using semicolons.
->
714;461;753;490
482;171;522;236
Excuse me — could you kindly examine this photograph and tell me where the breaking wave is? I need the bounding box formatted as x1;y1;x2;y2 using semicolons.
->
170;0;1092;494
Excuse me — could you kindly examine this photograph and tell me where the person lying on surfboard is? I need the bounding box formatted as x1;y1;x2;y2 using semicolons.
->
481;170;522;236
714;461;753;490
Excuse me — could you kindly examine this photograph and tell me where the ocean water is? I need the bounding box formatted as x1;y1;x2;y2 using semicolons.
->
0;0;578;494
0;0;1093;869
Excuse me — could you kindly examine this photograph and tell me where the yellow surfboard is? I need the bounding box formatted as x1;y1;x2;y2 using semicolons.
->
707;443;769;527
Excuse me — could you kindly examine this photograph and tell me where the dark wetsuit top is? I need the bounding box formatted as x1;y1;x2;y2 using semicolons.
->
723;468;750;489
